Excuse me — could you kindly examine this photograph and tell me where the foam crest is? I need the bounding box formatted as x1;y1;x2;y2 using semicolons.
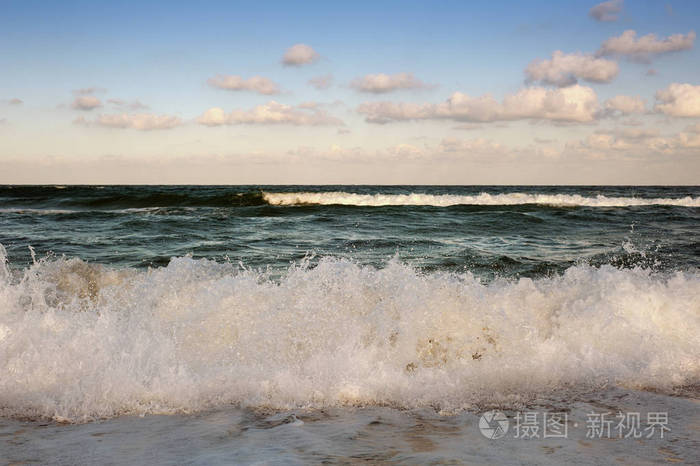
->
0;247;698;422
262;191;700;207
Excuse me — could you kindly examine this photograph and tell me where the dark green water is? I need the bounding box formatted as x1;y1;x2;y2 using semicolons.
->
1;185;698;278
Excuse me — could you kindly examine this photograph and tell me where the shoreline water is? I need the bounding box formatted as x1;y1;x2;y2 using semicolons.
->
2;387;698;465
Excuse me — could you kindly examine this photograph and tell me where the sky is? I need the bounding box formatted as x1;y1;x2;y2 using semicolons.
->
1;0;699;184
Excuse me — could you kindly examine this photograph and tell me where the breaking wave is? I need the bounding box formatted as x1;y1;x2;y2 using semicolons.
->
2;186;699;209
262;191;700;207
0;244;698;422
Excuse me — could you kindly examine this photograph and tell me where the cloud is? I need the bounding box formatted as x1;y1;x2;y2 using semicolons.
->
589;0;623;22
350;72;429;93
73;87;106;96
308;74;333;90
598;30;695;62
604;95;646;114
74;113;183;130
358;85;600;124
596;128;660;139
438;138;505;154
385;143;425;158
71;95;102;111
682;122;700;133
568;132;665;158
619;118;643;126
286;144;370;161
285;138;511;162
581;133;647;152
107;99;149;111
566;125;700;159
525;51;619;86
197;101;343;126
654;83;700;117
679;123;700;148
452;123;483;131
282;44;319;66
207;75;280;95
297;101;320;109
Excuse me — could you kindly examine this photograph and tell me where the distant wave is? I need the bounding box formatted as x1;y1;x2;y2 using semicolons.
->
0;187;268;209
0;208;79;214
262;191;700;207
76;191;268;208
1;244;698;422
2;186;698;209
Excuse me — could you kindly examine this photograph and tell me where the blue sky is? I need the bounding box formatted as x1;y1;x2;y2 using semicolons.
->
1;0;699;184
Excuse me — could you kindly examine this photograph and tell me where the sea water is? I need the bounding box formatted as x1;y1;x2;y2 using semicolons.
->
0;185;698;464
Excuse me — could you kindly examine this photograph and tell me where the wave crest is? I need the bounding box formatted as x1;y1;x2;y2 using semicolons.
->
0;246;698;422
262;191;700;207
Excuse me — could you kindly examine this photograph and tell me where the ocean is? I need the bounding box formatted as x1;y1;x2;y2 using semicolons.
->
1;185;699;464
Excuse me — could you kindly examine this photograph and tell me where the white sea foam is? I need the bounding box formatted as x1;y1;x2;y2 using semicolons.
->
262;191;700;207
0;244;698;422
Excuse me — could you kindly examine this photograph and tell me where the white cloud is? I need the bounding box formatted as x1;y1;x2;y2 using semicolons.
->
75;113;183;130
604;95;646;114
679;123;700;148
452;123;483;131
207;75;280;95
282;44;319;66
654;83;700;117
358;85;600;124
525;51;619;86
683;123;700;133
350;72;428;93
286;144;368;160
385;143;425;158
289;138;569;166
597;128;660;139
297;101;320;109
598;30;695;62
285;138;510;162
73;87;105;96
71;95;102;111
197;101;343;126
107;98;149;110
589;0;623;22
566;126;700;159
619;118;643;126
308;74;333;90
439;138;505;154
296;143;429;161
